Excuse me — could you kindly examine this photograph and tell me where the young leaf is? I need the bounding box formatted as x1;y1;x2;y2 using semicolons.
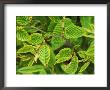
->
55;48;72;64
64;18;82;39
64;24;82;39
29;33;44;45
17;30;30;41
79;62;90;73
17;65;46;74
51;36;65;50
64;18;73;27
39;45;50;66
17;45;35;54
61;55;78;74
16;16;29;26
53;21;62;36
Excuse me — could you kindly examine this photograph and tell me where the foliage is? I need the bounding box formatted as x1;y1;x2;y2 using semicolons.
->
16;16;94;74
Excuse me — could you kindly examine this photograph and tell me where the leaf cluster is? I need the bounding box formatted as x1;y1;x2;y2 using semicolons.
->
16;16;94;74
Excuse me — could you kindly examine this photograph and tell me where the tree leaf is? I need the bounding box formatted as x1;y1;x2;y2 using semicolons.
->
29;33;44;45
64;18;73;27
23;26;38;33
86;42;94;63
17;54;32;61
16;16;29;26
64;18;82;39
17;65;46;74
53;21;62;36
17;30;30;41
48;47;56;67
34;53;39;63
86;41;94;55
16;38;23;47
47;21;56;32
17;45;35;54
61;55;78;74
78;51;86;58
55;48;72;64
28;59;35;66
39;45;50;66
79;62;90;73
51;36;65;50
80;16;93;28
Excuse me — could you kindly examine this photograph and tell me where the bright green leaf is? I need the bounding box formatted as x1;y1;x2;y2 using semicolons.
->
39;45;50;66
29;33;44;45
18;54;32;61
51;36;65;50
17;30;30;41
17;65;46;74
48;47;56;67
78;51;86;58
64;18;82;39
53;21;62;36
16;16;29;26
17;45;35;54
79;62;90;73
55;48;72;64
61;55;78;74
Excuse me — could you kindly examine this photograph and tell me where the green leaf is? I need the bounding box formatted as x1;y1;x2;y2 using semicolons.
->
39;69;47;74
53;21;62;36
78;51;86;58
44;32;52;39
16;16;29;26
49;16;61;23
51;36;65;50
17;45;35;54
39;45;50;66
28;59;35;66
29;33;44;45
64;18;82;39
17;65;46;74
48;47;56;67
61;55;78;74
16;38;23;47
55;48;72;64
34;53;39;63
17;30;30;41
79;62;90;73
86;41;94;55
47;21;56;32
64;18;73;27
17;54;32;61
80;16;93;28
86;42;94;63
24;26;38;33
